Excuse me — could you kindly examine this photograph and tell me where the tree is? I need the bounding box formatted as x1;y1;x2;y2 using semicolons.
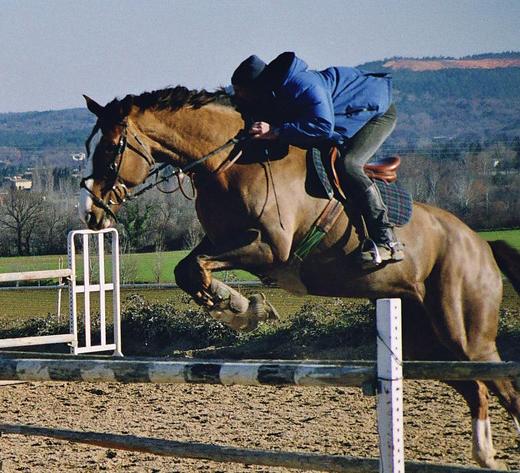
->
117;199;157;252
33;198;78;254
512;137;520;170
0;190;44;255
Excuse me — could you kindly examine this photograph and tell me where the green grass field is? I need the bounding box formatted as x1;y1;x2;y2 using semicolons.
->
0;229;518;285
477;229;520;249
0;250;253;284
0;228;517;326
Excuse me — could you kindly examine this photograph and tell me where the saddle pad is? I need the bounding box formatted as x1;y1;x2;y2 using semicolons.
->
374;180;413;227
310;147;413;227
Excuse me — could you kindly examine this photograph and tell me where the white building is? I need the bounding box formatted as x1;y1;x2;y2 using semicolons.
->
5;176;33;191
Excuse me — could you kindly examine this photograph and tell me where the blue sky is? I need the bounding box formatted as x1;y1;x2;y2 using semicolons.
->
1;0;519;112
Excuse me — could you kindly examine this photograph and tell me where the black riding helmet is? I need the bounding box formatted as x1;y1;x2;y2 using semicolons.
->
231;55;267;87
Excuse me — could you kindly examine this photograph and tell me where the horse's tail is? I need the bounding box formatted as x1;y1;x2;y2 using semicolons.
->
489;240;520;294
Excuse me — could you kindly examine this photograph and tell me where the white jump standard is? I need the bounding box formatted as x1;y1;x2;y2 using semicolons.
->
0;229;122;356
68;228;122;356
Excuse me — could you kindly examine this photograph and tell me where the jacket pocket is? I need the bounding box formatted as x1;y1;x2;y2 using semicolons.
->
344;105;379;116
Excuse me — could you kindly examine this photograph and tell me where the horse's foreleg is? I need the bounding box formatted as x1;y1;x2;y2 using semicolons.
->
175;230;279;331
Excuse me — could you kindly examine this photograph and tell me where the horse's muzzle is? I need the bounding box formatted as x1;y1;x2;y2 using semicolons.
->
84;211;112;230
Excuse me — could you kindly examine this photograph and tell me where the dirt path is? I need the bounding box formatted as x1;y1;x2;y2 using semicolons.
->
0;380;518;472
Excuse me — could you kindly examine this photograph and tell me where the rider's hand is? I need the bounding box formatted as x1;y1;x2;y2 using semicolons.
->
249;121;279;140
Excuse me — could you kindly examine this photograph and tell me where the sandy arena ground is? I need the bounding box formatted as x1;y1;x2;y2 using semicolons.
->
0;379;518;472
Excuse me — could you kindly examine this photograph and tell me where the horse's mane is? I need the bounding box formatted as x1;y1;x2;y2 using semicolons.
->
105;86;235;115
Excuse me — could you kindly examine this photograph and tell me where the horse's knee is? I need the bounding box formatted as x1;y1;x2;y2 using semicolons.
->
174;256;200;294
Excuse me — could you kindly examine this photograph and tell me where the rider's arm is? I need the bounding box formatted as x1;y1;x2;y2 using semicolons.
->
277;84;335;146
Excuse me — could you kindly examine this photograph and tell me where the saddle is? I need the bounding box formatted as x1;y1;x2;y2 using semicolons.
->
292;146;412;262
329;147;400;196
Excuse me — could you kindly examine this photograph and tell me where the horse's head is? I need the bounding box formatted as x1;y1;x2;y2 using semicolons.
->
80;87;245;229
80;95;154;229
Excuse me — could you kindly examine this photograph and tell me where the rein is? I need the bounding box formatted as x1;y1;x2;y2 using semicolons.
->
81;122;247;222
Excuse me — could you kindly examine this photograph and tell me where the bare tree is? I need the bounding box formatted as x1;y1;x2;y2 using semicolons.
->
151;243;164;283
0;190;45;255
119;253;139;284
182;218;204;249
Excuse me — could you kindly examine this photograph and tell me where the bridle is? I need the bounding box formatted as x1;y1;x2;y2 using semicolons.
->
81;120;247;222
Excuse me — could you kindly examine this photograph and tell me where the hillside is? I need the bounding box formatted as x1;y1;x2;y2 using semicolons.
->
380;52;520;71
383;58;520;71
0;108;94;166
0;52;519;166
358;52;520;145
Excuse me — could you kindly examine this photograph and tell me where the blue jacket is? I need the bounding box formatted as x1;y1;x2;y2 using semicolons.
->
255;52;392;147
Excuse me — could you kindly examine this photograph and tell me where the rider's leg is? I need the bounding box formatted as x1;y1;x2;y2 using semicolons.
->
338;104;403;264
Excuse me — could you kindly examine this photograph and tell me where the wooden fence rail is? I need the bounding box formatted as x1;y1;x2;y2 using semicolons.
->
0;423;505;473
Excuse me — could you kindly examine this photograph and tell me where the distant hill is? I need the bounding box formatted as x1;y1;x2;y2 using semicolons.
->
0;108;94;166
370;51;520;72
1;52;519;166
360;51;520;71
382;58;520;71
357;52;520;145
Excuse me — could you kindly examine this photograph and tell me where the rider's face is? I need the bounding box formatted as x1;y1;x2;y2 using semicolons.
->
233;85;261;106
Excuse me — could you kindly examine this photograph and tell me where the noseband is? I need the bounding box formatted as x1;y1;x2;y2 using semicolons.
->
81;121;246;222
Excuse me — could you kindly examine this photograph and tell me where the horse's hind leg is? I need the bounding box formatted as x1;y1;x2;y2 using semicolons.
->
447;380;508;470
482;351;520;437
402;298;507;469
450;350;520;469
423;263;519;469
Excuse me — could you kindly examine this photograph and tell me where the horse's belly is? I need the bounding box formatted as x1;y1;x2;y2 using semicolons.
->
265;265;309;296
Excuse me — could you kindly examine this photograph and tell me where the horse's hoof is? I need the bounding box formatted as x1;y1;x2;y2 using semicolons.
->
194;291;214;307
248;293;279;322
474;455;508;470
491;460;508;471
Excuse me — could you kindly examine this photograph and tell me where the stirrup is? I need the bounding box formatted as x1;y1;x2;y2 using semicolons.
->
359;239;382;267
359;239;404;268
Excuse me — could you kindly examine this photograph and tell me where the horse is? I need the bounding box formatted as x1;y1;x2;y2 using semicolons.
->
80;86;520;469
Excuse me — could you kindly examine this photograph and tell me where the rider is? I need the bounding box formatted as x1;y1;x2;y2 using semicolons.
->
231;52;404;266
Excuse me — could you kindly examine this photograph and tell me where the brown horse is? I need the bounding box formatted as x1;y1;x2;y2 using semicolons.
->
81;87;520;469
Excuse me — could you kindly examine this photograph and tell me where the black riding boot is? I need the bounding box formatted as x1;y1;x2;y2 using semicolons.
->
359;183;404;267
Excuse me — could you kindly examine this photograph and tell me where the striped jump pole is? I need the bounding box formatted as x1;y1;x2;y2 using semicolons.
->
0;358;373;386
0;356;516;385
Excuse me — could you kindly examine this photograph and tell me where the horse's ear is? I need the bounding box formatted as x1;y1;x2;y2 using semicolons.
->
83;95;104;117
118;95;134;119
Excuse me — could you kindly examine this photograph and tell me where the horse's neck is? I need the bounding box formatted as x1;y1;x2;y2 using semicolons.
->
135;106;244;172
